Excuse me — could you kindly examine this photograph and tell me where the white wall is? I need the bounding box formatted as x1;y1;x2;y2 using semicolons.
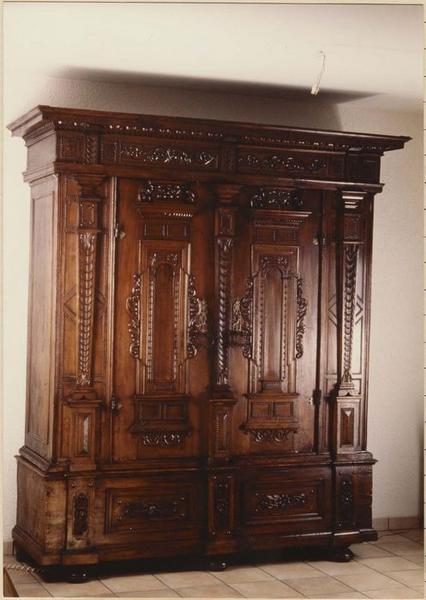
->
3;76;422;541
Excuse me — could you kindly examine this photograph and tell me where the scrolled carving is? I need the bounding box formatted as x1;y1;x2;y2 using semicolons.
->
250;187;303;210
73;493;89;537
239;153;327;174
246;428;298;443
140;431;186;447
126;273;142;359
295;275;308;359
137;180;195;205
256;492;307;512
231;278;253;359
120;496;187;520
119;143;217;169
77;232;97;386
187;276;208;358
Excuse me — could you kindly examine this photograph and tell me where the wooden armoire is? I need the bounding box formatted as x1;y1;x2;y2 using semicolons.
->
9;106;409;578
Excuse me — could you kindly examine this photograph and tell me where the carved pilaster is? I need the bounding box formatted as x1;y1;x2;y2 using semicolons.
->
74;175;105;389
212;185;240;394
333;190;368;454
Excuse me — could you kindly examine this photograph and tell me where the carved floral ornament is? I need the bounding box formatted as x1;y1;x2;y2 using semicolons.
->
231;264;308;362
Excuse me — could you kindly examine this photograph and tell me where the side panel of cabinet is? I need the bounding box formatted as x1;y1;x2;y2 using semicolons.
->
111;179;213;462
25;176;59;459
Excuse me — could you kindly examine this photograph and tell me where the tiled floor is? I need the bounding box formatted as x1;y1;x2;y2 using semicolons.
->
4;529;424;598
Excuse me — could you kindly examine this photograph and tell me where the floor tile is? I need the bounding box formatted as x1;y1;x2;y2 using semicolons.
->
401;529;424;542
41;579;113;597
115;590;180;597
387;569;425;587
176;583;243;597
156;571;221;589
14;582;52;597
281;575;354;596
257;561;322;580
101;573;168;593
363;588;424;599
403;554;425;566
229;579;304;598
372;534;414;544
334;572;410;592
372;541;423;556
308;593;368;599
350;544;393;559
357;556;420;572
211;566;274;584
6;568;39;585
306;560;372;576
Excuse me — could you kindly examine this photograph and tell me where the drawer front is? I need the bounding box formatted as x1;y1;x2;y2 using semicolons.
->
239;467;332;533
104;478;202;537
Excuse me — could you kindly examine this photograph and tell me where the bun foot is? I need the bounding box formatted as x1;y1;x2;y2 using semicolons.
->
331;547;354;562
65;567;91;583
208;559;228;571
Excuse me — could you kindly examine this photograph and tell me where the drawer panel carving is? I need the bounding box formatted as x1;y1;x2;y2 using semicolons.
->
241;469;331;531
106;485;198;534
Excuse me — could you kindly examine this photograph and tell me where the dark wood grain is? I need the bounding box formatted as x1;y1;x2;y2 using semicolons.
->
8;106;408;573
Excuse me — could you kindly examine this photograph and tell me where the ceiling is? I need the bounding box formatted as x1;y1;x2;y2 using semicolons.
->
3;3;423;112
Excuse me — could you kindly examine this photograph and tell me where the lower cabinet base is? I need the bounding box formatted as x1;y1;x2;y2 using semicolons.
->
13;455;377;580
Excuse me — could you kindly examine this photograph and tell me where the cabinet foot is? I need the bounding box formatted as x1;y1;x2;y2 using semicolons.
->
208;559;228;571
330;547;354;562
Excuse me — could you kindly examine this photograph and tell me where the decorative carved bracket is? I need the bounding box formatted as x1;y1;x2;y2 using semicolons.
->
126;273;142;359
187;275;209;358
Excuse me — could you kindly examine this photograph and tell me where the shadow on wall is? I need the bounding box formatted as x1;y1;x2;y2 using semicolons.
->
42;68;377;131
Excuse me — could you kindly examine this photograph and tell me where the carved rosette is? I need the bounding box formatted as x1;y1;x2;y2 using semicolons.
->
126;273;142;359
187;276;208;358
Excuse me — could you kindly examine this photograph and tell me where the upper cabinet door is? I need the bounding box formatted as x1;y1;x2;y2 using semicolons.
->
230;188;322;455
112;178;214;463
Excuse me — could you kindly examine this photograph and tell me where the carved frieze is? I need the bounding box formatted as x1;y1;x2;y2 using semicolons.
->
137;180;195;205
140;431;186;447
238;152;327;175
102;141;219;170
250;187;303;210
246;427;298;444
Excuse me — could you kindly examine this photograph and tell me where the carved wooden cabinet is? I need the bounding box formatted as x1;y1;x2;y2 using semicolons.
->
9;106;408;575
